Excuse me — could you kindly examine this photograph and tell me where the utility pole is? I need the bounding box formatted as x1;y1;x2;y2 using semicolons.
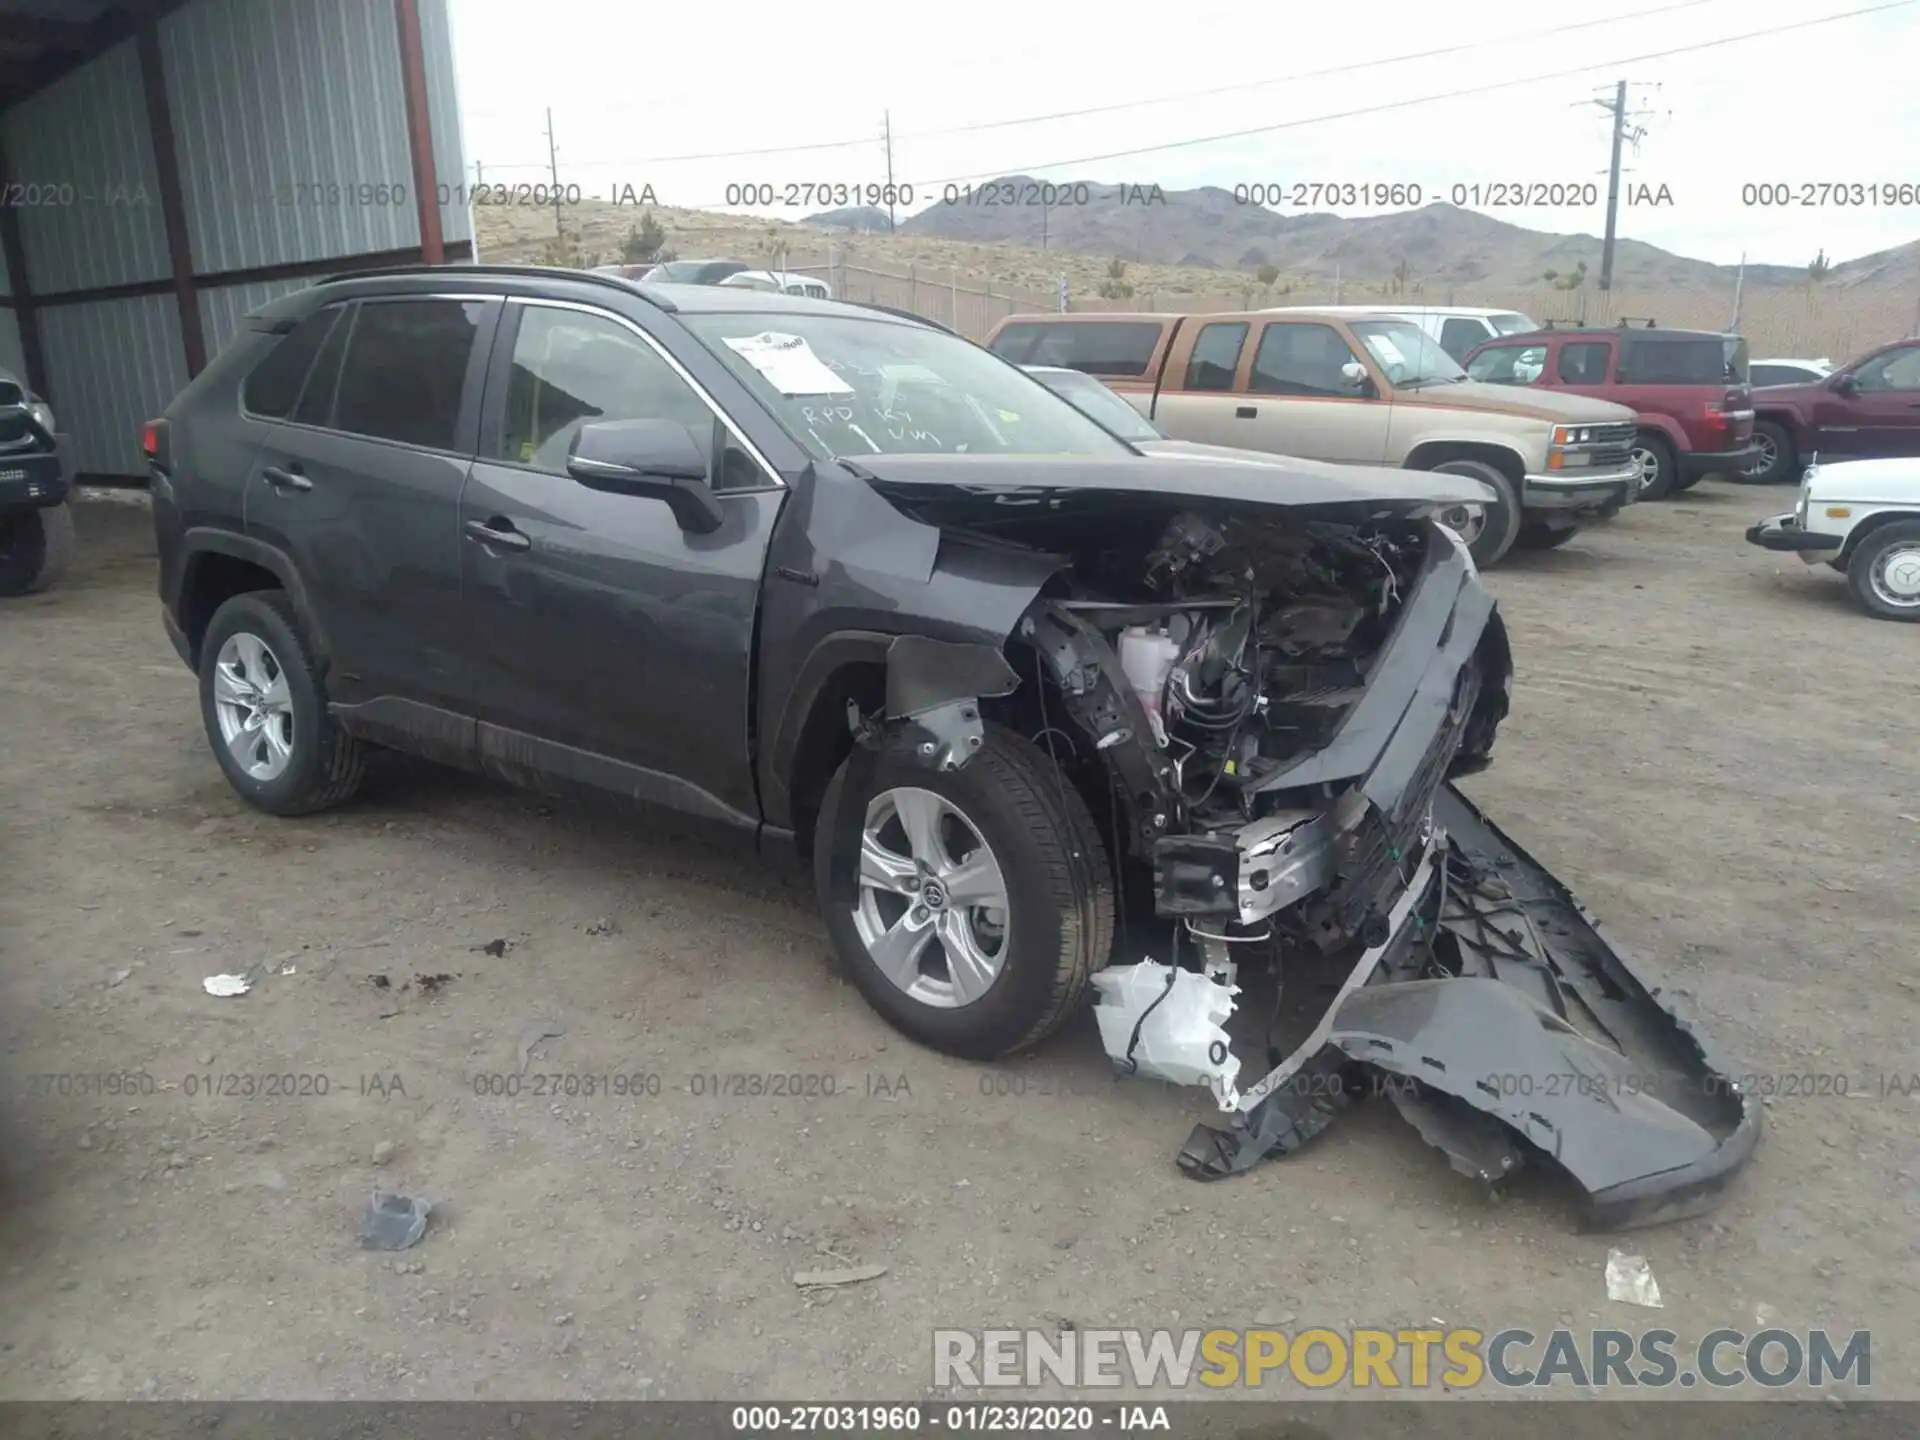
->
545;107;562;241
1591;81;1651;293
881;112;897;233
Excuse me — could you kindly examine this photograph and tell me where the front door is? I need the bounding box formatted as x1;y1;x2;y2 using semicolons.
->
459;299;784;828
1821;342;1920;458
1233;320;1389;463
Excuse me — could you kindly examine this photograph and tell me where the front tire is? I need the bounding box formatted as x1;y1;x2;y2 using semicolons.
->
1632;434;1677;501
1845;521;1920;622
198;590;368;814
814;723;1114;1059
1427;458;1521;568
1742;420;1797;484
0;501;74;596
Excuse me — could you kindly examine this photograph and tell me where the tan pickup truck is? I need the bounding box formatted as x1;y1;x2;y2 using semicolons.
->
986;309;1641;566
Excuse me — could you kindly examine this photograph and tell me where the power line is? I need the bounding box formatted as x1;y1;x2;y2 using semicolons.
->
909;0;1913;190
461;0;1734;170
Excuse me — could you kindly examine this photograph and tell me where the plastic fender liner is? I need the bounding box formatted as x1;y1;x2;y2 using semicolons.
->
821;636;1019;906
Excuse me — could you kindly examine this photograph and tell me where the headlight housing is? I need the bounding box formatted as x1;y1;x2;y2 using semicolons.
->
1552;425;1594;447
27;397;55;434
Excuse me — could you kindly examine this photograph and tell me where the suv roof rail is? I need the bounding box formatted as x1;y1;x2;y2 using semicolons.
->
315;261;680;312
1617;316;1659;328
1540;319;1586;329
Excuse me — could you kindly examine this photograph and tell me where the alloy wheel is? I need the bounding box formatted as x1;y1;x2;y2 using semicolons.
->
852;786;1010;1008
1435;502;1487;548
1746;434;1777;477
212;631;296;781
1631;446;1661;494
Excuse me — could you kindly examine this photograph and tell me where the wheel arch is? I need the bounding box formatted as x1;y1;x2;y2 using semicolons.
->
178;529;330;672
1403;440;1527;482
1838;508;1920;565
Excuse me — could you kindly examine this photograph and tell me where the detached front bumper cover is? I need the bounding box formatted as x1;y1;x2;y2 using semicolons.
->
1163;785;1760;1231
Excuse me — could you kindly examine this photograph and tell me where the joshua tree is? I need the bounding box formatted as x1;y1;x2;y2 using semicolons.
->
1098;257;1134;300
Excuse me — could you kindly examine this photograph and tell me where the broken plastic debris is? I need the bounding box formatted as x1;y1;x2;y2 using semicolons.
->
792;1263;887;1288
359;1192;432;1251
1091;960;1241;1111
1604;1249;1663;1307
201;973;250;998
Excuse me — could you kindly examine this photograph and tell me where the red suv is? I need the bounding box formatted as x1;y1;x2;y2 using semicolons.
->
1743;338;1920;483
1462;324;1755;501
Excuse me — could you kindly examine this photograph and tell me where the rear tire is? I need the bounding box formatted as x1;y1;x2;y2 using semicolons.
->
0;501;74;596
1742;420;1797;484
1632;434;1677;501
814;723;1114;1059
1845;520;1920;622
198;590;368;814
1427;458;1521;568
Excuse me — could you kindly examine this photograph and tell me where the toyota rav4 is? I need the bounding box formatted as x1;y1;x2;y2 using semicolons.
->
147;265;1755;1226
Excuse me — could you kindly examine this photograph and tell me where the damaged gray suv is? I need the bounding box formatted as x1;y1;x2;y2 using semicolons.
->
149;266;1757;1229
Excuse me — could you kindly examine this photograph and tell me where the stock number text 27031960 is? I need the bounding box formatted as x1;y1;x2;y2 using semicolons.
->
724;182;913;209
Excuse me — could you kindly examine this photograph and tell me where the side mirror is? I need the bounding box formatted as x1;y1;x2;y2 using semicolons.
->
1339;360;1376;396
566;418;725;534
1831;372;1859;396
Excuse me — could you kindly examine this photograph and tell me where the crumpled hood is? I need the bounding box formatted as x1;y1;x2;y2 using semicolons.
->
846;450;1497;515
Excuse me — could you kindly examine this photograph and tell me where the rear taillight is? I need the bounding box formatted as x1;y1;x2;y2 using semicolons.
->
142;418;171;471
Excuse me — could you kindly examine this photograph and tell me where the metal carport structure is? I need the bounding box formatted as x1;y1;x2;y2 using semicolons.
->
0;0;471;480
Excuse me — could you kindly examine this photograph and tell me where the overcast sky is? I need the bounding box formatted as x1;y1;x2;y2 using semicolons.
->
448;0;1920;268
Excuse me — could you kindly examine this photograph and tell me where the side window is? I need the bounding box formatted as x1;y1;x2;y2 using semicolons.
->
1854;344;1920;392
293;304;354;428
496;305;741;486
241;307;341;419
1439;318;1489;362
1248;323;1362;397
1558;342;1611;384
332;299;485;450
1184;322;1248;391
1466;344;1545;384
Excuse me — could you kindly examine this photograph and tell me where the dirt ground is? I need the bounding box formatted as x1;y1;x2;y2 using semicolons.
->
1;482;1916;1406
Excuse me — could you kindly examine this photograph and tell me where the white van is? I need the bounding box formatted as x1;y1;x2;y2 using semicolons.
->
1260;305;1539;363
718;270;833;301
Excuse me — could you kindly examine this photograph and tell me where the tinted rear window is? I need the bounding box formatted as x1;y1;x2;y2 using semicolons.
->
242;308;341;419
1620;335;1746;385
331;299;485;450
989;321;1163;377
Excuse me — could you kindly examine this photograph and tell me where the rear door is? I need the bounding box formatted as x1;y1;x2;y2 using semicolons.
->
1149;319;1251;446
245;294;496;748
1551;336;1615;402
459;297;784;826
1233;318;1389;463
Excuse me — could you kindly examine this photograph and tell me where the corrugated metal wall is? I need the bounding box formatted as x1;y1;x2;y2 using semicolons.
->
39;295;189;476
161;0;466;274
198;276;318;361
1;0;468;474
0;313;25;382
0;40;170;296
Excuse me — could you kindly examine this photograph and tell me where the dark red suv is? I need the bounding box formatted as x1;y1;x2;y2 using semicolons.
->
1743;337;1920;483
1462;324;1755;501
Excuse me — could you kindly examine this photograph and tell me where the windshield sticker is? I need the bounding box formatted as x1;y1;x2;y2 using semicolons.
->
723;332;855;396
1368;335;1408;369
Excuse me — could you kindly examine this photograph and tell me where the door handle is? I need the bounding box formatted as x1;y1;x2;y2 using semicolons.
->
464;517;531;552
262;464;311;493
1235;405;1257;419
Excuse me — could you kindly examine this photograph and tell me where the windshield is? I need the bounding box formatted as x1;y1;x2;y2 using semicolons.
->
1349;320;1467;387
1491;312;1538;335
1026;368;1163;441
683;314;1137;460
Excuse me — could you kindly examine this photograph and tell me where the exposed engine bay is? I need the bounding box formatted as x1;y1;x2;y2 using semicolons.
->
847;470;1758;1231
